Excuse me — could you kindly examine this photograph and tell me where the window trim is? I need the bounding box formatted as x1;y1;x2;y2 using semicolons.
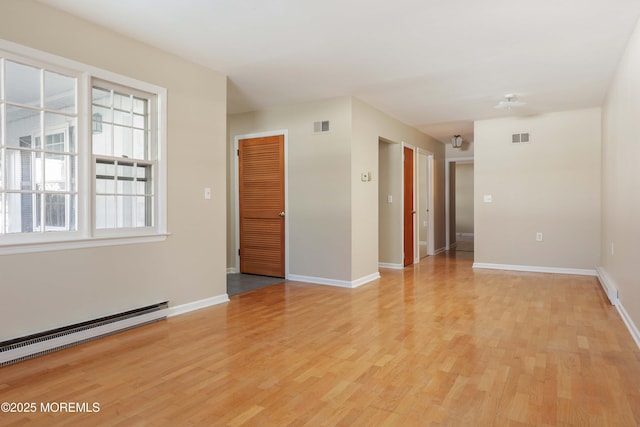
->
0;39;168;254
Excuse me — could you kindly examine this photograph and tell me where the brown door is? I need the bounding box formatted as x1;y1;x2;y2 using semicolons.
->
403;146;414;266
238;135;285;277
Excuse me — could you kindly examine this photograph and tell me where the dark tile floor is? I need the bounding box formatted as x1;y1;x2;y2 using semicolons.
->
227;273;286;296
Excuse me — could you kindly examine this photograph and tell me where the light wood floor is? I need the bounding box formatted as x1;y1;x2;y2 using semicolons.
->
2;252;640;426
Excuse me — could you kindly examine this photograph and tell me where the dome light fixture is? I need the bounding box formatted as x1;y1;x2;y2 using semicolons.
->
451;135;463;148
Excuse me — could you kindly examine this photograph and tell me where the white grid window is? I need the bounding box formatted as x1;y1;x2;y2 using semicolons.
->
0;42;167;253
92;82;156;230
0;59;78;235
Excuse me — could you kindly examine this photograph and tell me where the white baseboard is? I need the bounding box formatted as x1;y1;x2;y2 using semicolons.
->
456;233;475;238
226;268;238;274
434;247;447;255
378;263;404;269
472;262;597;276
596;266;619;305
288;272;380;289
616;302;640;351
167;294;229;317
595;267;639;351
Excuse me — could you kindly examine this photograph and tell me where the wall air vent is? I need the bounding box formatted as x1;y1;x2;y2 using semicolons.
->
512;132;530;144
314;120;330;133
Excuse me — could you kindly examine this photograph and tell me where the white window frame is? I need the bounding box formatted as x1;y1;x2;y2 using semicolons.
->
0;39;167;255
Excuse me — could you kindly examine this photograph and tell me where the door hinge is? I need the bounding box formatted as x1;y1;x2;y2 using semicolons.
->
238;249;240;256
237;149;240;156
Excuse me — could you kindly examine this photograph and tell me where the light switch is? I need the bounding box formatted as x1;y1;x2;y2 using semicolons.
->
361;172;370;182
483;194;492;203
387;195;393;203
204;187;211;200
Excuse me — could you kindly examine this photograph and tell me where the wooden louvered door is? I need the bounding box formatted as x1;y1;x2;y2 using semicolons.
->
238;135;285;277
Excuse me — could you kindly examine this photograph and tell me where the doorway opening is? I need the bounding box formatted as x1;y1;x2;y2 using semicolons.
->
446;158;474;252
230;130;289;295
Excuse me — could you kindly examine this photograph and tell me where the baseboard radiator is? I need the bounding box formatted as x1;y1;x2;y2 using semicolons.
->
0;301;169;367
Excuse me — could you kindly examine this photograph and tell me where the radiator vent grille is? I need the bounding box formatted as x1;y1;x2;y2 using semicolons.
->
512;132;530;143
0;301;168;367
314;120;330;133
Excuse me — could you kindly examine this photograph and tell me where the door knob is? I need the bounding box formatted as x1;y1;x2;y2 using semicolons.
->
279;211;286;217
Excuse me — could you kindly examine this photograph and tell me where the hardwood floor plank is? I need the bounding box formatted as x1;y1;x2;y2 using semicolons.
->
1;252;640;426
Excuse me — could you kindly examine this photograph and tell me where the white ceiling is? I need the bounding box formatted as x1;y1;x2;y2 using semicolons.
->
38;0;640;143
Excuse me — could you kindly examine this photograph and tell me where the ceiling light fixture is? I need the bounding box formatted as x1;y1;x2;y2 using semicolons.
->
495;93;525;110
451;135;463;148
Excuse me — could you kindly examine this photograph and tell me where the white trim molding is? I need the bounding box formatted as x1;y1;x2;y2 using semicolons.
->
434;247;447;255
167;294;230;317
472;263;597;276
616;302;640;351
595;267;639;351
378;263;404;270
288;272;381;289
226;267;238;274
596;266;619;305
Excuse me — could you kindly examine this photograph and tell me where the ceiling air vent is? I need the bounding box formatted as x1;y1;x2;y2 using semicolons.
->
314;120;330;133
512;132;530;144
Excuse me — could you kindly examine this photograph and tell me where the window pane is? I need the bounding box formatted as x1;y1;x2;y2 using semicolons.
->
6;192;40;233
44;71;75;112
96;177;115;194
132;114;145;129
96;160;116;194
93;123;113;156
96;159;116;177
117;162;135;180
136;196;152;227
117;179;134;195
113;92;131;111
132;97;146;114
117;195;135;228
5;149;41;191
0;105;3;147
96;195;116;229
44;113;76;153
92;105;112;123
133;129;147;159
113;109;132;126
0;194;4;233
5;61;40;107
92;87;111;107
45;153;75;192
113;125;133;158
6;106;40;148
45;194;70;231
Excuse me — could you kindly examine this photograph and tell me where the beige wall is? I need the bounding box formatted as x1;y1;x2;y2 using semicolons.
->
0;0;227;341
228;97;353;281
228;97;445;281
378;141;402;264
447;140;475;159
351;98;446;272
474;108;601;269
601;18;640;330
455;163;474;235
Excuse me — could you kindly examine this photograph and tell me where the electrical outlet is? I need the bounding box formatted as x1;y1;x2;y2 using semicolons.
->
536;232;543;242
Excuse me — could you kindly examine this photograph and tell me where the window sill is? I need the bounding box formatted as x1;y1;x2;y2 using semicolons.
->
0;233;170;256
